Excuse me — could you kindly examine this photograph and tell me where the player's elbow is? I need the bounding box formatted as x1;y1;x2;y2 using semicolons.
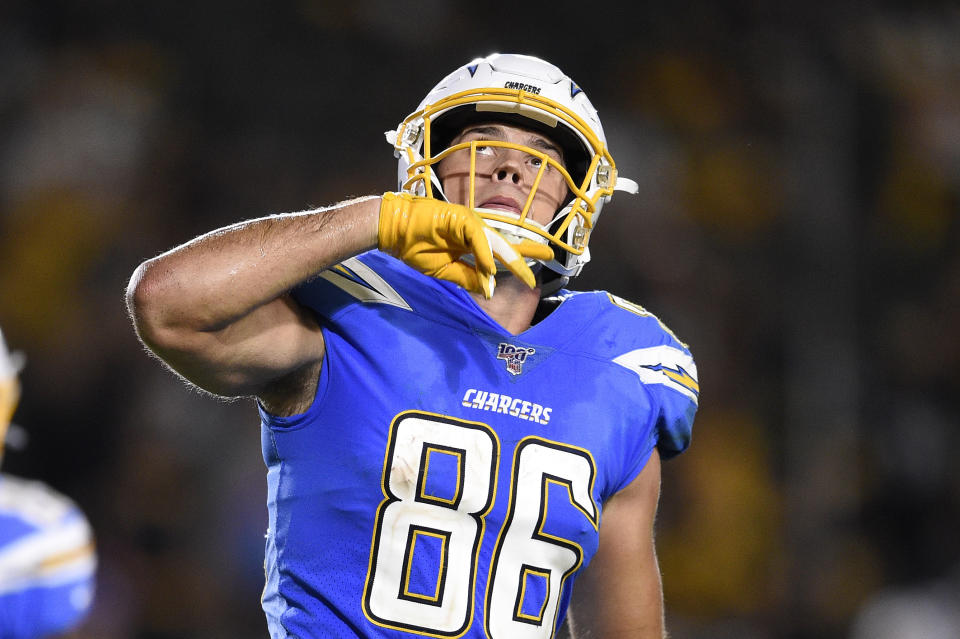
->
126;259;189;356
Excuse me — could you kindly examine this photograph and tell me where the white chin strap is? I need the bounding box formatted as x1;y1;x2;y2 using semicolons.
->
474;209;551;271
475;209;551;246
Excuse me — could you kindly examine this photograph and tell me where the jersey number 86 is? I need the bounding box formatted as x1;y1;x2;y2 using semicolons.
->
363;411;598;638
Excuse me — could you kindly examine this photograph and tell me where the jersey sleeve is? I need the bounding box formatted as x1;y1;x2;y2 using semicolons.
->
641;344;698;459
605;295;699;460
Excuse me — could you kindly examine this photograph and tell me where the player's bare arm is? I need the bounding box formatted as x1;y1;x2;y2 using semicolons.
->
567;449;665;639
126;196;380;409
126;191;544;411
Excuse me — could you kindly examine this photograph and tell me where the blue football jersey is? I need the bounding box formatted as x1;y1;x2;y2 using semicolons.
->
259;251;698;638
0;474;96;639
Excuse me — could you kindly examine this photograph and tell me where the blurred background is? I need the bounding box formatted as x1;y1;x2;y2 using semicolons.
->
1;1;958;638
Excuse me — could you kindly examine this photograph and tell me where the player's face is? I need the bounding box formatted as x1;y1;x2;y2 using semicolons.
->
436;123;568;226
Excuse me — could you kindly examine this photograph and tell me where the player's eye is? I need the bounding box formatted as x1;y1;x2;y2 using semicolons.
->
475;144;494;155
529;155;551;171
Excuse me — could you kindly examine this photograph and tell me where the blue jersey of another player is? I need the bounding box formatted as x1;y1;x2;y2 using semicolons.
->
259;251;698;638
0;474;96;639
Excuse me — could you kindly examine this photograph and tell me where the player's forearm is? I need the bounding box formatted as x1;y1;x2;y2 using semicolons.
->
569;588;666;639
127;196;380;337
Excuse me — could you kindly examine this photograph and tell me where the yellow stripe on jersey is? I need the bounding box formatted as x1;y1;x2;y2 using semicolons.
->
661;367;700;394
38;541;96;572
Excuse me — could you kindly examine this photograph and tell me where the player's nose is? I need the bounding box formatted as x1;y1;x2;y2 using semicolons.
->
492;151;523;185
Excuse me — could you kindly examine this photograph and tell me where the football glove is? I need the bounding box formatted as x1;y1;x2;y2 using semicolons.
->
377;192;553;298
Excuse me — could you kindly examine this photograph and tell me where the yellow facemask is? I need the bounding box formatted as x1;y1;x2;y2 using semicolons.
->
396;88;620;260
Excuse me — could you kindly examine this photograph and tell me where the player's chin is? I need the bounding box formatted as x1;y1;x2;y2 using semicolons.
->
528;205;560;228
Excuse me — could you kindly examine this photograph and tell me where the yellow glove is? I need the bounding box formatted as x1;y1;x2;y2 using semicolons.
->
377;192;554;298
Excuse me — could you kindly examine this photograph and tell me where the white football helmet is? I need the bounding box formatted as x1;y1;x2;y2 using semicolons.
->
386;53;637;285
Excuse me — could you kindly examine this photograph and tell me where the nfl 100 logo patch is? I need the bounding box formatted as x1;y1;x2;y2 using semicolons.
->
496;343;536;376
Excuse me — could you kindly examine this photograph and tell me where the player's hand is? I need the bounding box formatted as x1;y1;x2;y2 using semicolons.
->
377;192;553;298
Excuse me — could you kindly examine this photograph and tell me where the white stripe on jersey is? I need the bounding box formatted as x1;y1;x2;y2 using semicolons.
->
613;345;699;404
318;257;413;310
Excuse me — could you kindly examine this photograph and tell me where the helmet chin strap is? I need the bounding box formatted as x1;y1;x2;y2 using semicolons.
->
477;211;551;246
475;210;554;273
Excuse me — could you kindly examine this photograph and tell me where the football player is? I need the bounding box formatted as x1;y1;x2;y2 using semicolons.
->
127;53;698;638
0;328;97;638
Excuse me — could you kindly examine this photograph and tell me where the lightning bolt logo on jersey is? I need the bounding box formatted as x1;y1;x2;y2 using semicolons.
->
259;251;697;638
